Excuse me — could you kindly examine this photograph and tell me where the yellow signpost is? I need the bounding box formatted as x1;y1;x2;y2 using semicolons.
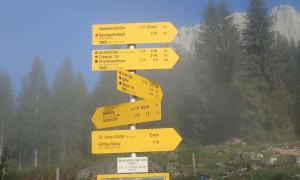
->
117;68;163;99
91;99;161;129
90;21;181;177
92;47;179;71
97;173;169;180
92;22;178;45
91;128;182;154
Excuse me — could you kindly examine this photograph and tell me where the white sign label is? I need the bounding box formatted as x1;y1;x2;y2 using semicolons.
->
117;157;148;173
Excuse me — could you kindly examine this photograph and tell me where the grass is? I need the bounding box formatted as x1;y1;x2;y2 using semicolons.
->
169;142;300;179
5;142;300;179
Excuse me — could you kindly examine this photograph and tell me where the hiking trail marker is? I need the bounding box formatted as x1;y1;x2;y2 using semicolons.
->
91;128;182;154
117;157;148;173
92;22;178;45
91;99;161;129
97;173;169;180
117;68;163;99
90;21;181;177
92;47;179;71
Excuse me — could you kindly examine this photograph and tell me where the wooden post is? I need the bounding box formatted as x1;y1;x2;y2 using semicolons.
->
18;146;22;171
48;147;51;180
192;153;196;177
34;148;38;168
56;168;59;180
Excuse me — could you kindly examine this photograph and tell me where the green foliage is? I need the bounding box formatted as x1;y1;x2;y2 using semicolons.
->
0;149;10;179
51;58;89;163
0;71;14;155
230;167;300;180
235;0;297;142
14;56;51;165
243;0;274;57
0;71;13;122
89;71;126;110
190;0;242;142
292;40;300;135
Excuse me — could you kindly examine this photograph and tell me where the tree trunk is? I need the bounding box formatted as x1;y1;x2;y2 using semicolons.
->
0;120;3;158
48;146;51;179
56;168;59;180
18;148;22;171
34;148;38;168
60;128;65;163
0;132;3;158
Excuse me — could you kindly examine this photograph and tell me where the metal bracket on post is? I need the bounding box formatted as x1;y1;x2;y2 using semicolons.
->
127;44;137;158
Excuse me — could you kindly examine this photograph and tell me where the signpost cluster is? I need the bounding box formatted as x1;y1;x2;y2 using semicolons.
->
91;22;181;180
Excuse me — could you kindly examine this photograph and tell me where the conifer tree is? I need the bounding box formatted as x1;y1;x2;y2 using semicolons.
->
237;0;274;141
51;58;77;162
14;57;50;167
237;0;296;141
0;71;14;157
293;40;300;134
89;72;127;112
268;34;296;140
189;0;242;142
70;72;90;158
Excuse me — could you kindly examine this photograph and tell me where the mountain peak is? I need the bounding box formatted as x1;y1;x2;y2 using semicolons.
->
173;23;201;54
272;5;300;42
272;5;298;15
173;5;300;55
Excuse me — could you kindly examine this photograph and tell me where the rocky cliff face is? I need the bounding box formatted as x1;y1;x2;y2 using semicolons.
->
272;5;300;42
173;24;201;54
174;5;300;54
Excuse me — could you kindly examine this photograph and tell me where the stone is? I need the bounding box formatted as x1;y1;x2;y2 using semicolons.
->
215;162;225;168
295;156;300;166
229;138;246;146
240;152;260;160
268;157;278;165
292;174;300;178
256;153;264;158
250;164;261;170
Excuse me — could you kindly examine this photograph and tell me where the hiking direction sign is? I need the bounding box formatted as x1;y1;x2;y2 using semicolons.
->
92;47;179;71
91;99;161;129
117;68;163;99
92;22;178;45
90;21;182;159
91;128;182;154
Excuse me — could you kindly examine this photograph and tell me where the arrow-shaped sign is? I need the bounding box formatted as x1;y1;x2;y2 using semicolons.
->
117;69;163;99
91;128;182;154
91;99;161;129
92;47;179;71
92;22;178;45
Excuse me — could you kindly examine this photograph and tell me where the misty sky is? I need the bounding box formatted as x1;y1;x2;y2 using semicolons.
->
0;0;299;92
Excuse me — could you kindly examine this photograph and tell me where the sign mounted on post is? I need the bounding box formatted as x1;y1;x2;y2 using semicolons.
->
91;99;161;129
117;68;163;99
117;157;148;173
91;128;182;154
92;22;178;45
92;47;179;71
97;173;169;180
90;21;181;178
